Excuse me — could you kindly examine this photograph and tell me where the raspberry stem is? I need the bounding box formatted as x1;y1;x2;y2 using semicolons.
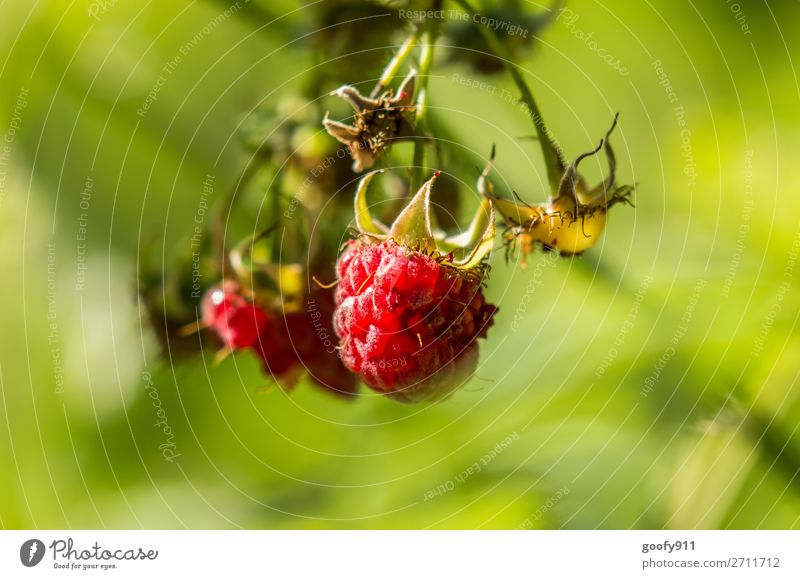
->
452;0;565;194
370;28;421;99
411;0;443;193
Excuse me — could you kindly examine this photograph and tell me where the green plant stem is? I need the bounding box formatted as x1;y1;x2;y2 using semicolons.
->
370;28;421;99
452;0;564;193
411;0;443;193
270;173;284;260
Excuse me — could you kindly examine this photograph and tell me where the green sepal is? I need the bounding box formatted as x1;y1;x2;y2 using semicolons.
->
388;172;438;252
485;193;542;227
448;197;495;269
552;138;604;214
479;144;543;228
354;170;389;235
352;168;496;270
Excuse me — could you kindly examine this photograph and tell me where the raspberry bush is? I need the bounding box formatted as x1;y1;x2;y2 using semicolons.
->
144;0;633;404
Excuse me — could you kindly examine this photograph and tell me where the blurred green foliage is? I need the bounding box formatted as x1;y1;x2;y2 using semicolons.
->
0;0;798;529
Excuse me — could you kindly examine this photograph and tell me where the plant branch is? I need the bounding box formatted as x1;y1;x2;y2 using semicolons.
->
371;27;422;99
411;0;443;193
452;0;564;193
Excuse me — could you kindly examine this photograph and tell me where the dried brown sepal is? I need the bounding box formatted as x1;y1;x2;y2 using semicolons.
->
323;70;417;172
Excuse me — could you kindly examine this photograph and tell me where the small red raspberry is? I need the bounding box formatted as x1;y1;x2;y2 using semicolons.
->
334;240;496;402
203;281;357;395
202;282;268;350
252;317;300;378
252;291;358;396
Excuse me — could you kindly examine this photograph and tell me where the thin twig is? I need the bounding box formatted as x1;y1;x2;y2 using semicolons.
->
452;0;564;193
411;0;443;193
371;28;422;99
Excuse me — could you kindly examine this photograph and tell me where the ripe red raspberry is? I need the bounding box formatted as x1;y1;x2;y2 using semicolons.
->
334;240;496;402
202;282;268;350
202;281;357;395
252;316;300;378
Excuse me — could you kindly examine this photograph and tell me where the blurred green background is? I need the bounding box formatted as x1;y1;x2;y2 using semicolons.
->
1;0;799;529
